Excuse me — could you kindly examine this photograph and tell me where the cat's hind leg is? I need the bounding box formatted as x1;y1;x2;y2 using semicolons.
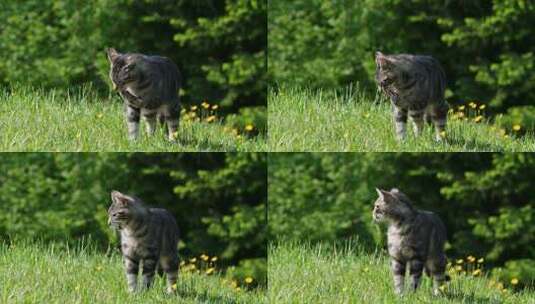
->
140;257;158;290
160;255;179;294
427;254;448;296
408;259;424;291
162;102;181;141
429;102;448;141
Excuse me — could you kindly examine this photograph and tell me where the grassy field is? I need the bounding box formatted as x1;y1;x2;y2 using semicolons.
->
269;242;534;304
0;86;266;152
0;241;265;304
269;86;535;152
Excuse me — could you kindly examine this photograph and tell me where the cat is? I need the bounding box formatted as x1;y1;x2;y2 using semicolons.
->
373;188;449;296
375;52;449;141
108;190;179;293
106;48;181;141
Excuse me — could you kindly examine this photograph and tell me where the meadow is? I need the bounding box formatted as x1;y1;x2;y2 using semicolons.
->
268;86;535;152
0;86;266;152
0;241;265;304
269;242;534;304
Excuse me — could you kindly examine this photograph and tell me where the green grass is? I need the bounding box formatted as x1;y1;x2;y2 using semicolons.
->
0;241;265;304
269;242;534;304
269;86;535;151
0;86;266;152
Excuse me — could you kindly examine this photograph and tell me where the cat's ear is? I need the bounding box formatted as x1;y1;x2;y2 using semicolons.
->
111;190;133;205
106;48;120;63
375;51;391;67
376;188;388;198
376;188;395;202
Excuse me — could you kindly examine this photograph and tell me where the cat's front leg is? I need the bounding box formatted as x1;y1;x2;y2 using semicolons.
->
391;259;406;295
141;258;158;290
392;105;408;141
125;104;140;140
142;109;158;136
408;109;424;137
123;256;139;292
408;259;424;291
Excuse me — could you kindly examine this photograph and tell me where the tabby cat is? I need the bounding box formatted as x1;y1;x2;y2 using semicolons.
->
108;191;179;293
373;188;448;296
375;52;448;141
106;48;181;141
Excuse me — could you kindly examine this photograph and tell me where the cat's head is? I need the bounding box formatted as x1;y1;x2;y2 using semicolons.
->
375;52;408;88
372;188;414;223
107;190;147;229
106;48;145;90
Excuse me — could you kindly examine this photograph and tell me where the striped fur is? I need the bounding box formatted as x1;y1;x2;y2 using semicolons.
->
373;188;449;296
375;52;449;141
108;191;179;293
106;48;181;141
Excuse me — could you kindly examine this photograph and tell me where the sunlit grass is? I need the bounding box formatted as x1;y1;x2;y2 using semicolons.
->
268;86;535;152
269;242;534;304
0;86;266;152
0;241;265;303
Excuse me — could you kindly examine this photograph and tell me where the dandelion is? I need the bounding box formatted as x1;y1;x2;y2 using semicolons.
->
458;105;465;111
472;269;482;276
473;116;483;123
172;283;177;291
479;104;486;110
96;113;103;119
191;105;198;111
211;256;218;262
205;115;216;123
205;267;215;275
180;261;186;266
171;131;179;140
512;124;521;131
502;288;508;293
456;259;464;264
469;102;477;108
477;258;484;263
455;265;463;272
467;256;476;263
245;124;254;131
190;258;197;263
235;287;241;292
211;104;219;110
363;267;369;273
200;254;209;261
439;285;446;292
439;131;446;138
496;282;504;290
456;112;465;118
96;265;103;272
202;101;210;109
364;113;370;118
511;278;519;285
245;277;254;284
231;280;238;288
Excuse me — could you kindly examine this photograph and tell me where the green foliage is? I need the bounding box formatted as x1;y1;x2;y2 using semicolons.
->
496;106;535;135
268;86;535;152
0;153;267;285
226;106;267;137
268;153;535;287
269;0;535;128
0;0;266;113
0;241;266;303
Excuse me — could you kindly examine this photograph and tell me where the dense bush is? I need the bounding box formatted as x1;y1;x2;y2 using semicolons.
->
268;153;535;286
269;0;535;124
0;153;267;285
0;0;266;114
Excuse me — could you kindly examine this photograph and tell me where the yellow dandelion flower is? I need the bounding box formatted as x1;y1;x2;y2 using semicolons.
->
181;108;187;114
245;124;254;131
245;277;254;284
205;267;215;275
363;267;369;273
96;266;103;272
172;283;177;290
458;105;465;110
467;256;476;263
235;287;241;292
190;258;197;263
511;278;519;285
472;269;482;276
502;288;508;293
479;104;486;110
439;285;446;292
236;135;243;139
512;124;521;131
202;101;210;109
473;116;483;123
455;265;463;272
469;102;477;108
448;109;454;114
200;254;209;261
180;261;186;266
477;258;484;263
191;105;198;111
496;282;504;290
211;104;219;110
211;256;218;262
456;112;465;118
440;131;446;138
96;113;103;119
206;115;216;123
504;134;509;138
189;111;197;118
231;280;238;288
456;259;464;264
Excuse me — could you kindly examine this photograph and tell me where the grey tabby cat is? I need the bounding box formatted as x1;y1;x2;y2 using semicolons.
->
108;190;179;293
375;52;448;141
373;188;448;296
106;48;181;141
